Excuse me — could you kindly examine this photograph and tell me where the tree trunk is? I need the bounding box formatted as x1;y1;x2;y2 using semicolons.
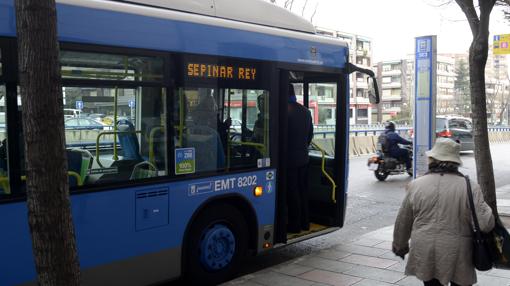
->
469;41;498;214
15;0;81;285
455;0;498;217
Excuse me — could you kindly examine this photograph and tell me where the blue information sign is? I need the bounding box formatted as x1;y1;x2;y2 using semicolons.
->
175;148;195;175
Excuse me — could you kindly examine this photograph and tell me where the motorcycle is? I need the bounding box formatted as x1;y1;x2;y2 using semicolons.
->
367;144;413;181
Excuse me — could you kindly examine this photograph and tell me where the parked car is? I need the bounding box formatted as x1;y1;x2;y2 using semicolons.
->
65;118;105;130
436;115;474;151
63;108;82;119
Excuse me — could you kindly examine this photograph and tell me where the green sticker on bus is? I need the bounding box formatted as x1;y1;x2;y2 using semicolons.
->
175;148;195;175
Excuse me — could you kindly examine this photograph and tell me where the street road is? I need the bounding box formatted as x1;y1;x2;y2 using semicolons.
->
168;143;510;285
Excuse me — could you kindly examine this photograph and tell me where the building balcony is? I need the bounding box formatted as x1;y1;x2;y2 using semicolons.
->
355;81;369;89
356;49;370;57
382;95;402;101
382;70;402;76
382;82;402;89
351;97;370;104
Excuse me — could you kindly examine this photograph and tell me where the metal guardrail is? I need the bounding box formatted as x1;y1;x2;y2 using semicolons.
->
312;124;510;138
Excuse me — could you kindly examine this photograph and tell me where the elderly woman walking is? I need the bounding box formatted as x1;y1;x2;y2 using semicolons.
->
392;138;495;286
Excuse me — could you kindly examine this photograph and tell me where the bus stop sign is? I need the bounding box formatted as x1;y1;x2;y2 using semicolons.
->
413;36;436;177
75;100;83;110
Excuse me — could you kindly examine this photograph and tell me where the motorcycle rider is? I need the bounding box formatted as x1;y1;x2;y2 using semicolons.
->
382;121;412;171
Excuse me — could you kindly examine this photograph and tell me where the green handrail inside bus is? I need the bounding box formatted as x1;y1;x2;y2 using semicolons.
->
311;141;337;204
95;130;143;168
67;171;83;186
0;171;83;194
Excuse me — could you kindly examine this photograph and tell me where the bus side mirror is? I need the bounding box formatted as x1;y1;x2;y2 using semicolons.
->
367;77;380;104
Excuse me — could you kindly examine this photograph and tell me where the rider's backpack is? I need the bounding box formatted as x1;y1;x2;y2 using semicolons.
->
377;133;390;153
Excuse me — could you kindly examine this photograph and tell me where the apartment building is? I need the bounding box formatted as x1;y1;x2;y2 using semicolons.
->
375;60;410;123
316;27;373;125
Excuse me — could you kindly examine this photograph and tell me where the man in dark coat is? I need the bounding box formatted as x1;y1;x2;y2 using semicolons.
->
286;84;314;233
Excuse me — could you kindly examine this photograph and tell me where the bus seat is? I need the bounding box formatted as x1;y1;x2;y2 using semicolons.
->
130;161;158;180
95;159;142;184
67;149;83;187
117;119;143;161
70;148;93;183
186;126;225;172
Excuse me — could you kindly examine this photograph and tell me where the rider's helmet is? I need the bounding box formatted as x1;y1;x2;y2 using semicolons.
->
384;121;396;132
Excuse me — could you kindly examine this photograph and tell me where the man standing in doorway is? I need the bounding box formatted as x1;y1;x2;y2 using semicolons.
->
287;84;314;233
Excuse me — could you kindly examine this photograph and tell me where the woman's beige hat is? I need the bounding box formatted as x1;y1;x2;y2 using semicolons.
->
425;137;462;165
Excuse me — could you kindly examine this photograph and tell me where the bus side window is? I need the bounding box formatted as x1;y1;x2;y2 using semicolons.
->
175;88;226;173
60;50;167;186
223;89;270;170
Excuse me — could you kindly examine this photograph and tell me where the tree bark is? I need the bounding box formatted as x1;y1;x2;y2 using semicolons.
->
455;0;498;216
15;0;81;285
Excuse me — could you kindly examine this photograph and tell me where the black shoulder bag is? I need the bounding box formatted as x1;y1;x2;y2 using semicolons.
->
465;175;494;271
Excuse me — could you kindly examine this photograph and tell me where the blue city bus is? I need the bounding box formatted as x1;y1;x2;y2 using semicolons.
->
0;0;378;285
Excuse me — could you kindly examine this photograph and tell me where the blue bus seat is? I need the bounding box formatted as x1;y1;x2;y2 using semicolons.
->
117;119;143;161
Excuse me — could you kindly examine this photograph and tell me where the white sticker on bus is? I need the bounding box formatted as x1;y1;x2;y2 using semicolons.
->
188;175;259;196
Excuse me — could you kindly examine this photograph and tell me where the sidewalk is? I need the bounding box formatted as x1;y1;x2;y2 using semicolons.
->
222;185;510;286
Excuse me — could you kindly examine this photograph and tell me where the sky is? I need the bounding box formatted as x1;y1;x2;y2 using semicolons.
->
275;0;510;62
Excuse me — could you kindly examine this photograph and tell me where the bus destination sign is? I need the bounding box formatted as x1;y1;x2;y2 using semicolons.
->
187;63;257;81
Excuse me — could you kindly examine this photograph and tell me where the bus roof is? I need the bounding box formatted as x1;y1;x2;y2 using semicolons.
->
110;0;316;34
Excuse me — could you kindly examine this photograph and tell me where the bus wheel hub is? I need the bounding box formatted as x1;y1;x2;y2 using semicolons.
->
200;224;236;271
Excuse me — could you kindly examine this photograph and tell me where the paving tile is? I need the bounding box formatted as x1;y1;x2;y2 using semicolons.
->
299;269;362;286
359;225;394;241
222;274;260;285
377;250;404;261
333;244;388;257
272;262;314;276
474;274;510;286
486;268;510;279
295;256;356;273
343;265;406;283
313;248;351;260
395;276;422;286
351;238;384;247
352;278;395;286
386;260;406;273
221;280;265;286
250;271;314;286
340;254;398;269
373;241;393;250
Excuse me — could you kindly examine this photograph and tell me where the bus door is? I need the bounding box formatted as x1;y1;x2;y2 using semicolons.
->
276;70;348;242
300;75;347;230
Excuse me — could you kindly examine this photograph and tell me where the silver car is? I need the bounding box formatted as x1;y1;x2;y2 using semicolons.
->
436;115;474;151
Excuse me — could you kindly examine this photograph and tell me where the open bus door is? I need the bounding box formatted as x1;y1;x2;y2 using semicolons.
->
275;68;379;244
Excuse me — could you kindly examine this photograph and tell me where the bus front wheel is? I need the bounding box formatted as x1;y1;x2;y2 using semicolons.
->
185;203;248;285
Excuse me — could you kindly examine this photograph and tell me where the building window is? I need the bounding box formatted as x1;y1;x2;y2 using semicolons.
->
357;109;368;117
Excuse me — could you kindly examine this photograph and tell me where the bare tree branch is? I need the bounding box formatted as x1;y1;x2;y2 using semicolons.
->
454;0;481;36
310;2;318;23
302;0;309;16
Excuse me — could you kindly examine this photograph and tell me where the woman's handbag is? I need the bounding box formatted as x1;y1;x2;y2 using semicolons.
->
465;175;494;271
491;216;510;269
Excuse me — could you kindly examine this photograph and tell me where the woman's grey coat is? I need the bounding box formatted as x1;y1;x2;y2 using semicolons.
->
393;173;494;285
